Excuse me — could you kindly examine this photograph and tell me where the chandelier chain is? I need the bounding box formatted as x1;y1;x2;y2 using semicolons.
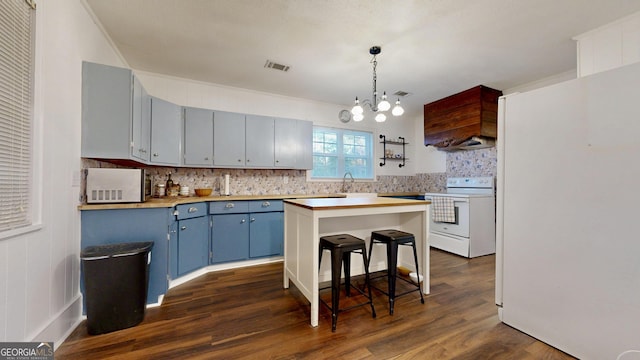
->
372;55;378;111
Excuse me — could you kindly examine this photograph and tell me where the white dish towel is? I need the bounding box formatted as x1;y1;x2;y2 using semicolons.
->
431;196;456;223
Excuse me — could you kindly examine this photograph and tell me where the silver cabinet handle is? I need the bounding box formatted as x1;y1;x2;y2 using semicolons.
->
240;219;246;223
153;153;159;157
250;218;255;222
181;226;187;230
188;207;198;213
262;201;270;207
225;203;235;208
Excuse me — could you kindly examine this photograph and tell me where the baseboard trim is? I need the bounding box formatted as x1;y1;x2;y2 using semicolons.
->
30;295;83;350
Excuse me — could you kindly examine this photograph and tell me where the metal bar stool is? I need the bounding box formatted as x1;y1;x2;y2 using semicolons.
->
367;229;424;315
319;234;376;332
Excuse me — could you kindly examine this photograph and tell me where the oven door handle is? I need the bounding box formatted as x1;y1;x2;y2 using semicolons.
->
425;197;470;204
451;199;469;204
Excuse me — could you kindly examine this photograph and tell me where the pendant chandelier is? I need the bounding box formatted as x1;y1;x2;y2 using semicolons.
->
351;46;404;122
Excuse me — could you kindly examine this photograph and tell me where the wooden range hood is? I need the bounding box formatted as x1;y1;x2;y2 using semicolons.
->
423;85;502;151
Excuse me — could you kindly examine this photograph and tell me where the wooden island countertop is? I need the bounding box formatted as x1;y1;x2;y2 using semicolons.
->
284;197;429;210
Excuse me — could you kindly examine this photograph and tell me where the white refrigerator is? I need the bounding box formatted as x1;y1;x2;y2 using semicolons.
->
496;62;640;359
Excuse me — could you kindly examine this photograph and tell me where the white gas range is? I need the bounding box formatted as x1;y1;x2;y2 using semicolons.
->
425;177;496;258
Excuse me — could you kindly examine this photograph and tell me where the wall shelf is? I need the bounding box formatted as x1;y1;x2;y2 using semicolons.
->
379;134;407;168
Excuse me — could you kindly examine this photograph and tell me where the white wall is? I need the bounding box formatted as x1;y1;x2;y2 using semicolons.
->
0;0;125;346
136;71;417;177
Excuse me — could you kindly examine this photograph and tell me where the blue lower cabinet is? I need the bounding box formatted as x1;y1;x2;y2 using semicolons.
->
249;211;284;258
177;216;209;276
169;202;209;277
81;208;171;306
211;213;249;263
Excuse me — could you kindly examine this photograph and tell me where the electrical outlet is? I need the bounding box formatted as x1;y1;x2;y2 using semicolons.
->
393;177;398;185
283;175;289;184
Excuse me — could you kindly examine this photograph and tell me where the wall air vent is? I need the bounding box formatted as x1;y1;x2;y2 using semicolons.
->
264;60;290;72
393;90;411;97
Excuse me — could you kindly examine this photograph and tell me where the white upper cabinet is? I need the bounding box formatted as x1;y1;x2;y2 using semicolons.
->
575;11;640;77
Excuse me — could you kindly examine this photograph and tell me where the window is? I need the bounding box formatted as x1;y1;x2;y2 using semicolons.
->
0;0;36;233
312;126;374;179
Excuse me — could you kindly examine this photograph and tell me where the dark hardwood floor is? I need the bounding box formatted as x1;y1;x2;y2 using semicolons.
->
55;249;574;359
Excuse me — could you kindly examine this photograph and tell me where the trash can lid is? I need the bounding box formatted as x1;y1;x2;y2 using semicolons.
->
81;241;154;260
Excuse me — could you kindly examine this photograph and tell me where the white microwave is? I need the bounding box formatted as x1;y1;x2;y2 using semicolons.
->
86;168;149;203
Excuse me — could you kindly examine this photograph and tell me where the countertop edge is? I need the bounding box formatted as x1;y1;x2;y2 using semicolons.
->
78;193;346;210
283;197;430;211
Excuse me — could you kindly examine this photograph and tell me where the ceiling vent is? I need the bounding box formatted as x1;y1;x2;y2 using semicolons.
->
393;90;411;97
264;60;290;72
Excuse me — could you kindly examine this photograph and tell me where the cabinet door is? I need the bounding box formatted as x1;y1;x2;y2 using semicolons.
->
245;115;274;167
183;107;214;166
249;211;284;258
296;120;313;169
150;97;182;165
211;214;249;263
131;76;151;162
169;220;178;279
81;61;133;159
274;118;297;168
177;216;209;276
213;111;245;166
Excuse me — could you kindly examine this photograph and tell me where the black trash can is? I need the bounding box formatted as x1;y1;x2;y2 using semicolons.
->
81;241;154;335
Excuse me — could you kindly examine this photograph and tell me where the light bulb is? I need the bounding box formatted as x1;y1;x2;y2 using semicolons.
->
375;113;386;122
392;99;404;116
353;113;364;122
351;97;363;115
377;92;391;111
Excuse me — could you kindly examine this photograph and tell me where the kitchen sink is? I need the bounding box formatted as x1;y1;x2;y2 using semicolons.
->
339;192;378;198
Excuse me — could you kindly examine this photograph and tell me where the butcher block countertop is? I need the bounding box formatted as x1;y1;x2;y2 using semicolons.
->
78;192;425;211
284;197;430;211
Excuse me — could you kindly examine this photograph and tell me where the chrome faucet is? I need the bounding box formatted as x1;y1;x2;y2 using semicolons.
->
341;172;354;192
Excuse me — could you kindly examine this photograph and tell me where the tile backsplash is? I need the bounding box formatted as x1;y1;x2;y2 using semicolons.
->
81;147;496;201
446;147;497;178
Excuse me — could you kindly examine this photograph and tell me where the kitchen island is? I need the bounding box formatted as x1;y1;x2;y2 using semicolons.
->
283;197;431;327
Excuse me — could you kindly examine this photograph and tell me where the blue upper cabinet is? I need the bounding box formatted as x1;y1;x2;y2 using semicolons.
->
150;97;182;166
245;115;275;168
131;77;151;162
81;62;312;169
213;111;246;167
183;107;214;166
81;61;151;161
274;117;296;168
296;119;313;170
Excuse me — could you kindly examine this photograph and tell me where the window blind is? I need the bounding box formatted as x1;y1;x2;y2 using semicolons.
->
0;0;35;232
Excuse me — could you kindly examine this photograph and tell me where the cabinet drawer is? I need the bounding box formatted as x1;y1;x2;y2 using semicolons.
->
248;200;283;213
175;202;207;220
209;201;249;214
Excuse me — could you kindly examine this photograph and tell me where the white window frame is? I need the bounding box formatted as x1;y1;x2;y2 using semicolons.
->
310;126;375;181
0;0;42;240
